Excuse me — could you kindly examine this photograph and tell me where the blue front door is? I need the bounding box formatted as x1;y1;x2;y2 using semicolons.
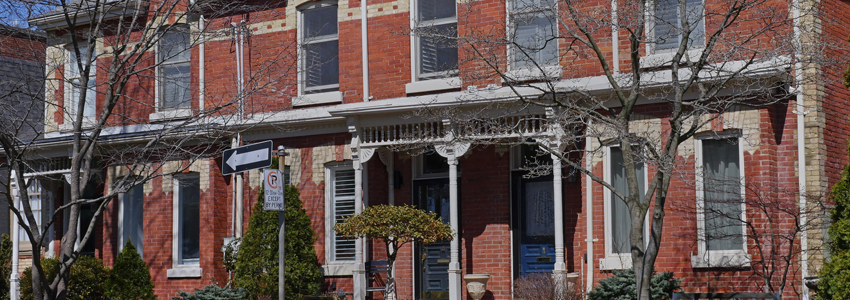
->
514;173;556;277
415;179;451;300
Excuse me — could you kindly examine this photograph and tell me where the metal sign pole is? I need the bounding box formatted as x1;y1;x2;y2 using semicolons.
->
277;145;286;300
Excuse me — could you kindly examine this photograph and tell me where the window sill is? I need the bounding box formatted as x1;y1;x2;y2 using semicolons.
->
150;108;192;122
599;255;632;270
167;266;203;278
293;91;343;107
504;65;561;82
322;262;354;276
405;77;461;94
690;252;751;269
640;48;704;69
59;117;97;132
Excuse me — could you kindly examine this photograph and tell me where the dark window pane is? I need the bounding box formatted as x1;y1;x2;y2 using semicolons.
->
304;6;338;38
179;176;200;264
161;64;191;109
418;0;456;21
304;40;339;91
610;147;645;254
160;27;190;62
419;23;458;78
702;138;743;251
513;13;558;68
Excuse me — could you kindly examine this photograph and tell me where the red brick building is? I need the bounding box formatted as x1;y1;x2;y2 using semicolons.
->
11;0;850;299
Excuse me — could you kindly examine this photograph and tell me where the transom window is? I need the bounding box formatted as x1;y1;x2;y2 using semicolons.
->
301;2;339;94
415;0;458;80
653;0;705;51
158;25;191;110
509;0;558;69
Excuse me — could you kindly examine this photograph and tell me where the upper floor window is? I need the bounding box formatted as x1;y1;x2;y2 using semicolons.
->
300;2;339;95
653;0;705;51
158;25;191;110
415;0;458;80
65;44;96;120
509;0;558;69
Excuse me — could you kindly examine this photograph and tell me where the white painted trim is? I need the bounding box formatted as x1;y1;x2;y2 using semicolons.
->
409;0;459;83
149;108;193;122
293;91;343;107
155;25;192;113
504;66;562;82
640;48;705;69
323;263;354;276
405;77;461;94
63;44;96;125
297;1;340;97
166;266;203;278
692;132;749;268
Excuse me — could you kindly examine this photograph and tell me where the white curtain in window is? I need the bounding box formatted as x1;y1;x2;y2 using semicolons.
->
702;138;743;251
610;147;645;254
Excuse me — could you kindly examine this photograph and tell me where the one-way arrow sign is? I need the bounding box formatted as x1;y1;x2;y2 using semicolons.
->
222;140;273;175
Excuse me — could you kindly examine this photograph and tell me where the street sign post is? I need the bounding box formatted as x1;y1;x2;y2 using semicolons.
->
222;140;273;175
264;169;285;211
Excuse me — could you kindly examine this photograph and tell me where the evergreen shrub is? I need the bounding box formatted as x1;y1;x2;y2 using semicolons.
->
587;269;681;300
172;284;246;300
106;240;155;300
21;255;109;300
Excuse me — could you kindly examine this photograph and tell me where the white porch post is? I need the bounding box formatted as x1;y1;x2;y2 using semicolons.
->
349;119;368;300
552;152;567;275
10;170;20;300
447;153;462;300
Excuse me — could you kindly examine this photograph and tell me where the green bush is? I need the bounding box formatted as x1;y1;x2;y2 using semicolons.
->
172;284;246;300
106;240;155;300
232;158;323;300
21;255;110;300
0;234;12;300
818;155;850;300
587;269;681;300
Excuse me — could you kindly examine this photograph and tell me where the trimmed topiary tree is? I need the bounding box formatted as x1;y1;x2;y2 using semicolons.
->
172;284;246;300
233;158;323;300
106;240;155;300
334;204;455;300
587;269;681;300
21;255;110;300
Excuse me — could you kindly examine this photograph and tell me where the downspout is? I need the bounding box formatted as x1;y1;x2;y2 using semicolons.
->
585;136;595;292
232;21;246;238
792;0;809;298
611;0;619;75
361;0;370;102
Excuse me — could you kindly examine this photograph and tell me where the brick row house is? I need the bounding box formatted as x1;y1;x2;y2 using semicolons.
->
8;0;849;299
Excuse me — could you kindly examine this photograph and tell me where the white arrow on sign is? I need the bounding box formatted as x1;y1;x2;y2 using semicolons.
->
226;148;270;170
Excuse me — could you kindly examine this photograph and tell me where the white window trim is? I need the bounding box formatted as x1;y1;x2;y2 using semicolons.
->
168;174;202;278
323;161;355;275
645;0;706;56
600;145;649;270
296;1;341;105
408;0;460;92
62;44;97;131
153;24;192;119
691;131;751;268
505;0;560;76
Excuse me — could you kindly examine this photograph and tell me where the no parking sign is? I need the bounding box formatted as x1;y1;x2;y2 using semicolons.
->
263;169;285;211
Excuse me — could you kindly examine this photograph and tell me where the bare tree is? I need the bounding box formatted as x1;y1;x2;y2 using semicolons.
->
403;0;847;298
0;1;297;299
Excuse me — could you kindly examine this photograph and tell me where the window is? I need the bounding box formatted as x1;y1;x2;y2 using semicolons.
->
699;138;744;250
693;135;750;268
119;183;144;257
158;25;191;110
509;0;558;69
653;0;704;51
174;174;200;265
326;163;355;262
414;0;458;80
601;146;646;269
300;2;339;95
19;178;44;243
65;44;96;120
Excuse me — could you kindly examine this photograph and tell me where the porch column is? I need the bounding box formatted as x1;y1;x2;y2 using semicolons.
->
552;152;567;274
349;119;376;300
436;138;470;300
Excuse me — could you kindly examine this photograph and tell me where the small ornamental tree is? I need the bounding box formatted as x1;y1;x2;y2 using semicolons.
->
334;204;455;300
233;158;323;300
21;255;109;300
106;240;155;300
817;151;850;300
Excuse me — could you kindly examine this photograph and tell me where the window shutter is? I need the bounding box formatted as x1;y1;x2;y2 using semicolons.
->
333;168;356;261
420;35;439;75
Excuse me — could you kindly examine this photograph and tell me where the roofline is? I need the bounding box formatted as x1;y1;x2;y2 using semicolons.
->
28;0;147;31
